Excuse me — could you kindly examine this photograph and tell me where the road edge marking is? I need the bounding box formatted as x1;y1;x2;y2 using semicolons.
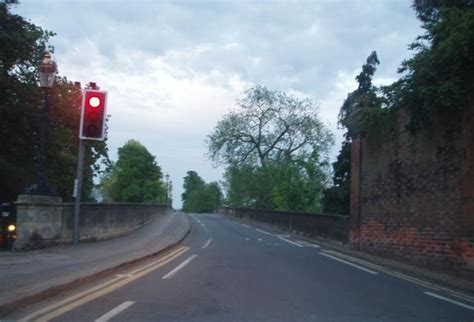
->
424;292;474;311
278;236;304;247
319;252;378;275
256;229;274;236
321;250;474;304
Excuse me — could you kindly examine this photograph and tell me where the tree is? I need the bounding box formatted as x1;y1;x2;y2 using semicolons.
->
0;3;109;201
322;139;351;215
338;51;382;139
100;140;164;203
208;85;333;167
181;171;222;213
0;2;53;201
388;0;474;130
208;85;333;211
181;170;205;205
322;52;381;215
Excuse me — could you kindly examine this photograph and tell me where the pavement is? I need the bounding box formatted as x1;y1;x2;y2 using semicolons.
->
7;213;474;322
0;212;190;316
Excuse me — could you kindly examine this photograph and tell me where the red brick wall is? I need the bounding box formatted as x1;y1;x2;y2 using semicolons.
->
350;106;474;272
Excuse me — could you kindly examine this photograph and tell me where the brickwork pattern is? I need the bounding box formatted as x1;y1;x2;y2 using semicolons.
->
350;106;474;272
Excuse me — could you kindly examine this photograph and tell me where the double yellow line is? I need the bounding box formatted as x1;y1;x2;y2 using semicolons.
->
20;246;190;322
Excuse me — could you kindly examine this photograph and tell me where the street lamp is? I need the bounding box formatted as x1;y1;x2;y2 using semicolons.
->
165;174;170;205
25;52;58;195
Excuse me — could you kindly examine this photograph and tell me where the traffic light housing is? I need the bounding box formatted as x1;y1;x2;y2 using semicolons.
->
80;89;107;140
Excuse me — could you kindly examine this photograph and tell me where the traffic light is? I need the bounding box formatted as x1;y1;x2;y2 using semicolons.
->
80;89;107;140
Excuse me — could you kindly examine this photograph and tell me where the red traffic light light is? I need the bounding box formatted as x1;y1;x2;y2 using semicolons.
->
80;90;107;140
88;96;101;107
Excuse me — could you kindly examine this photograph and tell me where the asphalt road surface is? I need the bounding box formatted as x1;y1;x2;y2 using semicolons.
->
15;213;474;322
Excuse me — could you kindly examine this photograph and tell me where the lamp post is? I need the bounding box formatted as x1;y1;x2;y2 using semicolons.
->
165;173;170;205
25;52;57;195
169;180;173;207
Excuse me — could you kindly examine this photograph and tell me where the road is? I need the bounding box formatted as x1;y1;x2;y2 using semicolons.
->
15;213;474;322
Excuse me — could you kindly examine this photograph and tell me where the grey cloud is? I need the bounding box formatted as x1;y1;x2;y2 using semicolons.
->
14;0;422;207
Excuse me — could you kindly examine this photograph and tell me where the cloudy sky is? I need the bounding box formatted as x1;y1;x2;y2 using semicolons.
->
14;0;422;207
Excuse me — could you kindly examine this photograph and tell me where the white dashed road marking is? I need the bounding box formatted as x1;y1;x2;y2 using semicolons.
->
95;301;135;322
163;255;198;280
202;238;212;249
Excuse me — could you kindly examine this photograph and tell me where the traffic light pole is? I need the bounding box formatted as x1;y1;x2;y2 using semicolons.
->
73;138;85;245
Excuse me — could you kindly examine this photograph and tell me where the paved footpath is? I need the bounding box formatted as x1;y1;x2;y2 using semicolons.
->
0;212;190;316
8;213;474;322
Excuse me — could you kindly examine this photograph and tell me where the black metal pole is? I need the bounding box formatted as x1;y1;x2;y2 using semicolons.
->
37;88;49;192
73;139;85;245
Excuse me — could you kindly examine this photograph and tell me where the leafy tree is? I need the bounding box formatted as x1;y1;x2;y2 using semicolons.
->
181;170;205;204
0;2;109;202
181;171;222;213
209;85;333;211
208;85;333;167
322;139;351;215
100;140;164;203
322;52;382;215
338;51;382;139
387;0;474;130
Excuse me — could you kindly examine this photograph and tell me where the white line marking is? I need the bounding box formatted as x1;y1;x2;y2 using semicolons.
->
245;237;250;241
200;223;206;228
202;238;212;249
322;250;474;303
256;229;275;236
424;292;474;311
258;238;262;242
95;301;135;322
319;253;378;275
162;255;197;279
278;236;304;247
298;240;320;248
241;223;250;228
115;274;134;278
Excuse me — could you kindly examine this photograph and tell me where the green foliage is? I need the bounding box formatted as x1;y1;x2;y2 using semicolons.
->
322;139;351;215
338;51;383;139
387;0;474;130
208;85;333;211
0;3;109;202
327;1;474;215
100;140;164;203
208;84;333;167
324;51;382;215
181;171;222;213
223;157;328;212
181;170;205;203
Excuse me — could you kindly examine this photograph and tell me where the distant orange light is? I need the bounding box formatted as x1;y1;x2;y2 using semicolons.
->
89;96;101;108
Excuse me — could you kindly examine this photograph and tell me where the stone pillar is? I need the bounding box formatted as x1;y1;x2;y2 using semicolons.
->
14;194;63;250
349;137;362;249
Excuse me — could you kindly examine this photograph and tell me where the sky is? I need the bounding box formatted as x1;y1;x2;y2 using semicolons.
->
14;0;422;208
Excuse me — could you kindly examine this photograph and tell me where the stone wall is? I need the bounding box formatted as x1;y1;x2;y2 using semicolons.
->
14;196;172;250
350;106;474;273
216;207;348;242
